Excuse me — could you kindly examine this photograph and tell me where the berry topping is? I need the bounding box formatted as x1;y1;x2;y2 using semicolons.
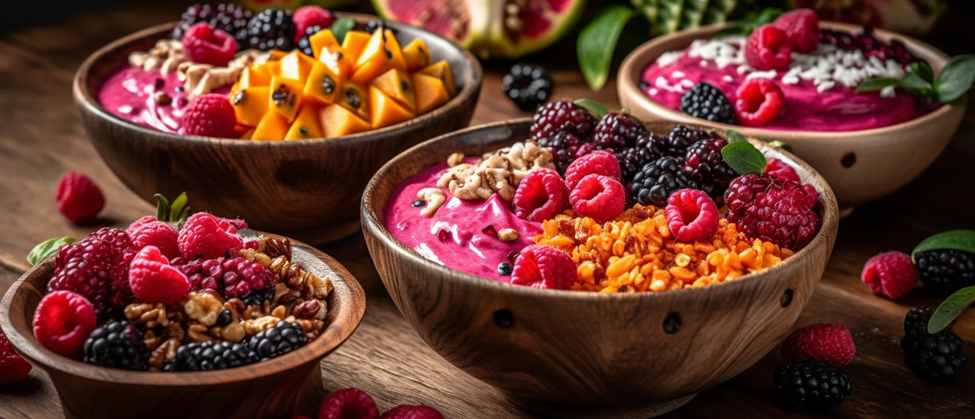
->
56;171;105;224
244;320;308;361
511;169;568;222
88;227;137;310
126;216;180;260
861;251;918;300
593;112;648;150
764;158;800;183
901;307;967;382
172;341;259;371
665;189;719;242
82;320;149;371
511;245;576;290
915;249;975;294
48;239;114;316
819;27;916;65
683;137;735;202
744;24;792;71
292;6;333;43
381;405;445;419
660;125;701;159
0;329;31;384
531;101;597;172
173;3;253;50
182;23;237;67
318;388;381;419
32;291;97;357
616;133;664;184
679;82;738;125
128;246;192;305
564;150;622;190
781;323;856;367
245;9;296;52
724;173;818;250
186;256;276;300
734;78;785;127
497;262;513;276
177;212;244;260
773;9;819;54
569;174;625;223
502;63;554;112
297;25;323;57
630;157;707;208
182;94;237;138
773;359;851;411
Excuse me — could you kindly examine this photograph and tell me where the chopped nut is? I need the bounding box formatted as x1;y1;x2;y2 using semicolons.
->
128;39;186;75
438;141;555;201
177;49;261;98
271;305;288;319
183;292;224;326
153;91;172;105
447;152;465;167
124;303;168;328
144;330;162;350
498;228;519;242
262;237;292;261
239;248;273;266
209;321;245;343
305;272;333;300
293;300;321;320
148;338;180;372
243;316;281;335
186;324;212;342
416;188;446;217
166;322;185;342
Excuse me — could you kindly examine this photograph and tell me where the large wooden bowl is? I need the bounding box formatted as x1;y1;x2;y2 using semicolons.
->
0;231;366;419
617;22;966;209
361;120;839;417
73;14;482;244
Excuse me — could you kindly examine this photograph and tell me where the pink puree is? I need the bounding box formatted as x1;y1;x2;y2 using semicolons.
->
385;161;542;282
642;53;923;132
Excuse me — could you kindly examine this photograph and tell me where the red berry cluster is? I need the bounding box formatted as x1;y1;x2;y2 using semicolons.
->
313;387;443;419
723;159;819;250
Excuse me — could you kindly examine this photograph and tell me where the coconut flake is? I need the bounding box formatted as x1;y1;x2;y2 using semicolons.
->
880;85;896;98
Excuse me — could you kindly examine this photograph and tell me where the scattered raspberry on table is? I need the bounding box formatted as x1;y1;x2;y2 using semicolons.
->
56;171;104;224
781;323;856;367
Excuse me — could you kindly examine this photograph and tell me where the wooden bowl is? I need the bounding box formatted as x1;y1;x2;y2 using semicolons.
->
617;22;966;209
73;14;482;244
361;119;839;418
0;230;366;419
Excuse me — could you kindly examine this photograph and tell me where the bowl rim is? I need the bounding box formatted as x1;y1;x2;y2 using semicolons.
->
361;118;840;301
617;21;964;139
0;232;366;385
72;12;483;148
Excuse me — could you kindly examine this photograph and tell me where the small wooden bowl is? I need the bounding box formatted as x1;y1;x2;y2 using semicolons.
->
617;22;966;209
0;231;366;419
73;14;482;244
362;120;839;417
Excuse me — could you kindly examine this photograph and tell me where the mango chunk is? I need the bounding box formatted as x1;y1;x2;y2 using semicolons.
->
369;86;414;128
303;62;341;105
285;104;324;140
402;38;432;71
320;104;371;138
371;69;415;112
279;50;316;83
319;45;355;80
231;86;270;127
336;81;370;121
351;29;391;84
418;60;456;98
413;73;450;115
382;29;408;71
238;65;271;90
268;76;305;122
251;111;289;141
341;30;372;61
309;29;339;60
266;60;282;77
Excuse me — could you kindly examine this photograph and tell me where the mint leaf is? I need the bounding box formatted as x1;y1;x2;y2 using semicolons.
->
155;193;171;221
578;5;636;90
330;18;356;44
901;72;933;91
574;99;610;119
721;141;767;175
169;193;188;223
725;129;747;143
910;61;934;84
856;77;902;93
935;54;975;103
912;230;975;259
28;237;75;266
929;286;975;333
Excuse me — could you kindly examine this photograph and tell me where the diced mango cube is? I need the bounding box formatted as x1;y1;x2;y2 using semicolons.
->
231;86;270;127
418;60;456;98
238;65;271;90
402;38;432;71
369;86;414;128
336;81;370;121
319;45;355;80
268;76;305;122
251;111;289;141
382;29;408;71
285;104;324;140
341;30;372;61
279;50;316;83
309;29;339;60
351;29;391;84
266;60;282;77
413;73;450;115
371;68;415;112
320;104;371;138
303;62;341;105
266;50;287;61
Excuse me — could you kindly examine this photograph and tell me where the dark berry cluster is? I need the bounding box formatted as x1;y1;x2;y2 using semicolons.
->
819;27;916;65
680;82;737;125
173;3;253;50
627;126;733;207
245;9;296;52
901;307;967;382
915;249;975;294
773;359;852;410
502;63;554;112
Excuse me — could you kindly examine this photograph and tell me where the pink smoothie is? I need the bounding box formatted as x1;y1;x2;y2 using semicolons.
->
384;162;542;282
97;67;191;133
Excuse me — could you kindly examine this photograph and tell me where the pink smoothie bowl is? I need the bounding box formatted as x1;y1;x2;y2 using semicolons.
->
617;21;966;209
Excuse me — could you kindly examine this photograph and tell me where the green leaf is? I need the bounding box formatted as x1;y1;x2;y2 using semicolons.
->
330;18;356;44
721;141;767;175
176;206;191;230
935;54;975;103
574;99;610;119
28;237;75;266
725;129;747;143
169;193;188;223
910;61;934;84
929;286;975;333
856;77;902;93
912;230;975;259
901;72;933;91
578;5;636;90
154;193;171;221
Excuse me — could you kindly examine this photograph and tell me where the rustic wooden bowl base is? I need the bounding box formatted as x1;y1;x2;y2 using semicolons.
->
506;393;698;419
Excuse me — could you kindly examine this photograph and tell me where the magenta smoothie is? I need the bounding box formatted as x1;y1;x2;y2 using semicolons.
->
98;68;191;134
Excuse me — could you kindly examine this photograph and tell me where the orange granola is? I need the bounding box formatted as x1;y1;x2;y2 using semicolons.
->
533;205;794;293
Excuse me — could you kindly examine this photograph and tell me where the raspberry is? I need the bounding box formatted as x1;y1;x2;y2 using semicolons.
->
593;112;648;150
318;388;380;419
781;323;856;367
502;63;554;112
569;174;625;223
764;158;800;183
734;78;785;127
679;82;737;125
745;24;792;71
0;329;31;384
665;189;719;242
724;173;818;249
683;137;735;202
861;251;918;299
292;6;333;42
88;228;137;309
189;256;276;300
32;291;97;357
564;150;622;190
511;245;575;290
127;217;179;260
129;246;192;305
182;94;237;138
48;239;114;316
774;9;819;54
182;23;237;67
512;169;568;222
381;406;445;419
178;212;244;260
56;171;105;224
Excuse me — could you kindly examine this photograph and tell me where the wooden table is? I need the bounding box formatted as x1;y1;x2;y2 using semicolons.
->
2;2;974;418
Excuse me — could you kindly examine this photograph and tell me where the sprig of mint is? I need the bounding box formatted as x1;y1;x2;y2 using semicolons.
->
721;130;766;175
573;98;609;119
155;192;191;229
715;8;783;38
578;5;636;91
857;55;975;104
913;230;975;333
27;237;75;266
330;17;356;44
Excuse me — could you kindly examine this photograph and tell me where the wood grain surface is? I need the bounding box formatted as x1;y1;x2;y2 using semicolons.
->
1;1;974;418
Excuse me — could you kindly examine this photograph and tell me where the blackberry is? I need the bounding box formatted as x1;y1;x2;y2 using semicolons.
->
593;112;648;150
173;341;259;371
530;101;596;144
173;3;253;50
683;137;736;202
245;320;308;361
680;82;737;125
901;307;967;382
241;286;276;307
502;63;554;112
616;134;664;184
915;249;975;294
297;25;323;57
536;131;589;173
365;20;395;34
773;359;851;411
245;9;296;52
660;125;702;160
630;157;709;207
82;320;149;371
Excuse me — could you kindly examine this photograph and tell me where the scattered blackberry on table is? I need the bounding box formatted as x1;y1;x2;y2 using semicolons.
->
172;341;259;371
630;157;708;207
245;320;308;361
915;249;975;294
773;359;851;411
593;112;648;150
901;307;967;382
173;3;253;50
297;25;323;56
501;63;554;112
680;82;738;125
82;320;149;371
616;133;664;184
683;137;736;202
245;9;296;52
